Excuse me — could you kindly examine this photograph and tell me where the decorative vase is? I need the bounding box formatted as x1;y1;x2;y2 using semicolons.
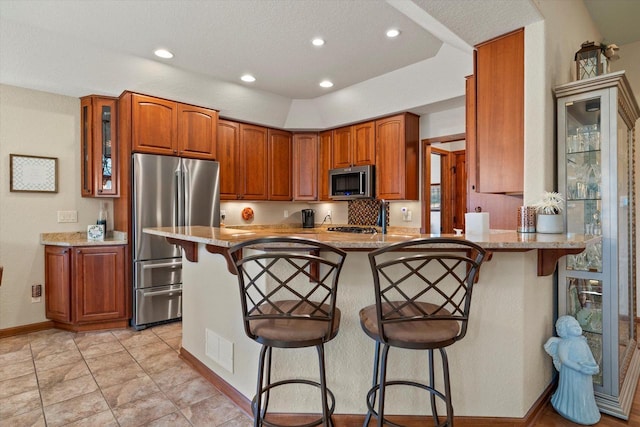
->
536;213;564;234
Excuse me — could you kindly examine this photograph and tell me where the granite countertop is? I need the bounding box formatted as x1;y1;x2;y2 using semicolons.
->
142;225;600;251
40;231;128;246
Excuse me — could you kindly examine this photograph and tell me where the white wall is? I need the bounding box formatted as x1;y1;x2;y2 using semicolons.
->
0;85;108;329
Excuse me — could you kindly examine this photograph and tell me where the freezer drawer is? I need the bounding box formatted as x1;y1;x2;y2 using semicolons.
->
134;259;182;289
134;284;182;327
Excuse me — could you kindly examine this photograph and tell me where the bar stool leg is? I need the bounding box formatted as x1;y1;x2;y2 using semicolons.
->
428;349;440;425
439;348;453;426
377;344;391;427
316;343;332;427
363;341;382;427
254;345;269;427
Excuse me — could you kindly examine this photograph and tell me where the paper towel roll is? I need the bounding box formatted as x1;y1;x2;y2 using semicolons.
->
465;212;490;235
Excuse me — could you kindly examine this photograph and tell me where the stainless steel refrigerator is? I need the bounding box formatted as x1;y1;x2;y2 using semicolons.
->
132;153;220;329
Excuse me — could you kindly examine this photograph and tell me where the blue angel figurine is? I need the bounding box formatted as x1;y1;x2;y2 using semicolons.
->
544;315;601;425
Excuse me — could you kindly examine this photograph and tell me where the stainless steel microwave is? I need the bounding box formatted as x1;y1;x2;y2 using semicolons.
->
329;165;374;199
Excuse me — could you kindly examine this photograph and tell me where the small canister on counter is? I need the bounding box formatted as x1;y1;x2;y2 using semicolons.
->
517;206;537;233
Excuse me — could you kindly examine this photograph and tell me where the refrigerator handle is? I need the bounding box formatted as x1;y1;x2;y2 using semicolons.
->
176;168;184;227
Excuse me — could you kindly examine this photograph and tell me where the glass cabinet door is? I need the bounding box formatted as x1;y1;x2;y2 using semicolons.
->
80;96;118;197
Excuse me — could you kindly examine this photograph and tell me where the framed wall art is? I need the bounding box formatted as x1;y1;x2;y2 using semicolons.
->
10;154;58;193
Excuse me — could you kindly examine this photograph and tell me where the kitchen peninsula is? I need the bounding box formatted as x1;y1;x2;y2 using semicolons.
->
144;225;598;421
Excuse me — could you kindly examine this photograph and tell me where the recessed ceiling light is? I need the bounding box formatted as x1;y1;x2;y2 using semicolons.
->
319;80;333;88
154;49;174;59
312;38;325;46
241;74;256;83
386;29;400;38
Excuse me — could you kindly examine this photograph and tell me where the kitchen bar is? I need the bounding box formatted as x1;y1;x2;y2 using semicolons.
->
144;225;600;421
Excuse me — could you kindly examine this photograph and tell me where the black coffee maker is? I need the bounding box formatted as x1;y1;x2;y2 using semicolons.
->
301;209;315;228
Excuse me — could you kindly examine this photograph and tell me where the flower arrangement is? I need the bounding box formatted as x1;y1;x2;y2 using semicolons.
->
533;192;565;215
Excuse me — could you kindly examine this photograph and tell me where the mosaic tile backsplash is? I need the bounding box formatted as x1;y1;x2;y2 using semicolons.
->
348;199;389;226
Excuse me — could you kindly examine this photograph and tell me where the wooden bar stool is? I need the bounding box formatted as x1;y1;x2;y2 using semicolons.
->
228;236;347;427
359;238;487;427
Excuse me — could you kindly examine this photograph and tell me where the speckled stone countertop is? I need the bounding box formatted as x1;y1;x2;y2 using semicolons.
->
142;225;599;250
40;231;127;246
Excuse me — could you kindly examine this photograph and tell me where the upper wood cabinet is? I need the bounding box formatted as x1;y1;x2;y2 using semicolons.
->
332;121;375;168
80;95;118;197
177;104;218;160
293;133;318;201
375;113;419;200
128;93;218;159
218;120;269;200
475;28;524;194
45;244;128;331
268;129;292;201
319;130;333;201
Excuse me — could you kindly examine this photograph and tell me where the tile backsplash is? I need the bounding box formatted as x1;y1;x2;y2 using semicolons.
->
348;199;388;225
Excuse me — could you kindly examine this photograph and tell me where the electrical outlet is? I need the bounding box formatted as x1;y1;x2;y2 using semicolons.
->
31;284;42;303
284;210;289;218
57;210;78;223
327;210;331;217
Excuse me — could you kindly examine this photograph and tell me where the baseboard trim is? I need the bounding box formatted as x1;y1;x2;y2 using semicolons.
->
179;347;555;427
0;321;54;338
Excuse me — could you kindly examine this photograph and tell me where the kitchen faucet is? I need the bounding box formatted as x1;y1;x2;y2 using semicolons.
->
377;199;388;234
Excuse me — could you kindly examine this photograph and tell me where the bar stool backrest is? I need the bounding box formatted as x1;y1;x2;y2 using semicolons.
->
228;236;347;346
368;237;487;347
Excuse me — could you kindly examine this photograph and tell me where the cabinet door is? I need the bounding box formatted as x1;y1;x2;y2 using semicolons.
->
132;94;178;155
332;125;352;168
293;133;318;201
475;28;524;193
45;246;72;323
352;121;375;166
80;96;118;197
375;114;419;200
177;104;218;160
319;131;333;201
240;124;269;200
268;129;292;201
73;246;126;323
217;120;240;200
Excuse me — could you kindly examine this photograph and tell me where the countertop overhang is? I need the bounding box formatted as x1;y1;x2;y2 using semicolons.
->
143;225;600;276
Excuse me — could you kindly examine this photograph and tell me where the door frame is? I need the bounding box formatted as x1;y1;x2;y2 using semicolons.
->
421;133;465;234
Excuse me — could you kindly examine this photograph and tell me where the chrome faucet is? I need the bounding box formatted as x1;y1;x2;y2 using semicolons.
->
377;199;388;234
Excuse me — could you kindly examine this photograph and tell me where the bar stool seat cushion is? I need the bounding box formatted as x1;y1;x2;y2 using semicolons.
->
249;300;341;343
360;302;460;346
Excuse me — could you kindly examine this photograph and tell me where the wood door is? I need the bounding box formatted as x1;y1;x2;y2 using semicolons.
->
177;104;218;159
475;28;524;193
131;94;178;155
268;129;292;201
240;124;268;200
73;246;126;323
332;125;352;168
217;120;240;200
92;97;118;197
319;130;333;201
352;121;375;165
293;133;318;201
452;150;467;231
80;97;94;197
375;113;419;200
45;246;72;323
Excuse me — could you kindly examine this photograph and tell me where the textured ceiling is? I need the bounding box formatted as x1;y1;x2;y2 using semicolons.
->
584;0;640;46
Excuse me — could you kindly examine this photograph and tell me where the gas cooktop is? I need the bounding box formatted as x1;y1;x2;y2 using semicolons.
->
327;226;378;234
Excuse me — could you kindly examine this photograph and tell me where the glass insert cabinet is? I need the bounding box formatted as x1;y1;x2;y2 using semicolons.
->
555;71;639;419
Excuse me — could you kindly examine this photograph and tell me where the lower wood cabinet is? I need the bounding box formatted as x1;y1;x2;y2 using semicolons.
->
45;245;129;331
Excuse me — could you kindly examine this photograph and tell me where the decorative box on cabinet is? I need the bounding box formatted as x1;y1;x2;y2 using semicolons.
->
125;92;217;159
80;95;118;197
293;133;319;201
375;113;419;200
332;121;375;168
45;245;128;331
555;71;639;419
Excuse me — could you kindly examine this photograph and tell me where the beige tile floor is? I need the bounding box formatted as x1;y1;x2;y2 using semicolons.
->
0;322;252;427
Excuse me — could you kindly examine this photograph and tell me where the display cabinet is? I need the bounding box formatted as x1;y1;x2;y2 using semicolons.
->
555;71;639;419
81;95;118;197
